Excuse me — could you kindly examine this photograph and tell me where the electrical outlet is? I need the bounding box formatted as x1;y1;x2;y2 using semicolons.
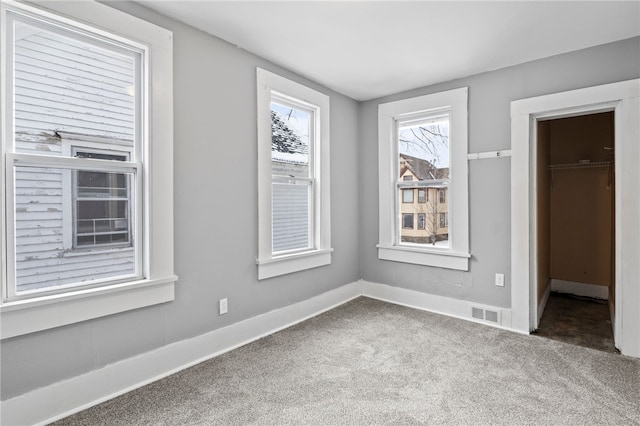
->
219;298;228;315
495;273;505;287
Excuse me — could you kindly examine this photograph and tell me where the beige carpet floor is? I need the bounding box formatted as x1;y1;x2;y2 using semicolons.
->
54;297;640;425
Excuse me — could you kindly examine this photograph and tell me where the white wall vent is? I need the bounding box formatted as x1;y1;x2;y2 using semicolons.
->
469;304;502;325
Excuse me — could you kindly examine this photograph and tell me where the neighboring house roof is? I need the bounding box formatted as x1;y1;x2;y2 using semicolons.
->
400;153;449;181
271;111;308;164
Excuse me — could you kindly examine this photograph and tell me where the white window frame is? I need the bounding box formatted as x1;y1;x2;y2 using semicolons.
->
377;87;470;270
0;0;176;339
256;68;331;280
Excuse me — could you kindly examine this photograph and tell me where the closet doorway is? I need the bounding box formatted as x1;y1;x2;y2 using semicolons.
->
535;112;616;352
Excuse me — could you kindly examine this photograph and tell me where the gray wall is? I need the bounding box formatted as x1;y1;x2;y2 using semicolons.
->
359;36;640;308
0;2;360;400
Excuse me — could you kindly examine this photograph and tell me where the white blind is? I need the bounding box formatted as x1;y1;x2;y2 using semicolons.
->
272;182;310;252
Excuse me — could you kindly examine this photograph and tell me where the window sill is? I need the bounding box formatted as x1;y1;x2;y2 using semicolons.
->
257;248;333;280
377;244;470;271
0;276;177;339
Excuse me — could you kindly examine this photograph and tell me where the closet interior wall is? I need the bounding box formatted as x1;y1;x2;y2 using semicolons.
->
539;112;615;313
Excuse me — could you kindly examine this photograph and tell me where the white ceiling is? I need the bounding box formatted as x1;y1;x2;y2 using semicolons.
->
140;1;640;101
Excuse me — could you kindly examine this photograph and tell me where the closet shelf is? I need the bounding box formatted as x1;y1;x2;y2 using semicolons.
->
548;161;612;171
548;161;613;188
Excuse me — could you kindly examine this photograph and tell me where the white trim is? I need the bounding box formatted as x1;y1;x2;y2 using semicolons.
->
377;245;470;271
510;79;640;357
256;68;332;279
256;248;333;280
550;279;609;300
361;280;516;332
537;279;551;326
609;297;615;329
467;150;511;160
0;277;176;339
9;153;140;175
0;282;362;426
0;0;176;337
377;87;469;270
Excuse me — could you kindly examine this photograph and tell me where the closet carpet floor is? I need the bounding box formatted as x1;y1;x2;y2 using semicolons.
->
536;292;615;353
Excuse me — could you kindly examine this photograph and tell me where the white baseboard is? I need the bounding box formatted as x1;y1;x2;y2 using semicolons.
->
360;280;517;333
0;282;362;426
537;280;551;326
551;279;609;300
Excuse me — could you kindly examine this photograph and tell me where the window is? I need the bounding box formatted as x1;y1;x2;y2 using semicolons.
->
418;213;426;230
1;1;175;338
256;69;332;279
440;213;448;229
403;175;413;181
270;98;313;253
418;189;426;203
402;189;414;203
377;88;470;270
402;214;414;229
73;150;131;248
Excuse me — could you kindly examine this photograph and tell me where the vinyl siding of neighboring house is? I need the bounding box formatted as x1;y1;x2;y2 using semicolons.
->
13;25;136;292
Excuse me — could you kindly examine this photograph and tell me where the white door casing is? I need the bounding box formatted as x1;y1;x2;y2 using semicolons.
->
510;79;640;358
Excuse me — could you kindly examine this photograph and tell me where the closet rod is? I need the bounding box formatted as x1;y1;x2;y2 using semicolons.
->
548;161;612;171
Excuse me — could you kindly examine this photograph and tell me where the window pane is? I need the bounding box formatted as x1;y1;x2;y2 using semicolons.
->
76;199;130;247
418;189;426;203
402;189;414;203
75;166;131;250
271;101;311;178
13;166;135;294
13;19;138;154
402;213;414;229
398;115;450;247
418;213;426;230
77;171;128;198
272;182;310;252
398;118;450;180
440;212;448;229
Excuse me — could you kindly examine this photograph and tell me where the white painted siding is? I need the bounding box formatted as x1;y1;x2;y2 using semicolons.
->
14;25;135;143
12;23;136;292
